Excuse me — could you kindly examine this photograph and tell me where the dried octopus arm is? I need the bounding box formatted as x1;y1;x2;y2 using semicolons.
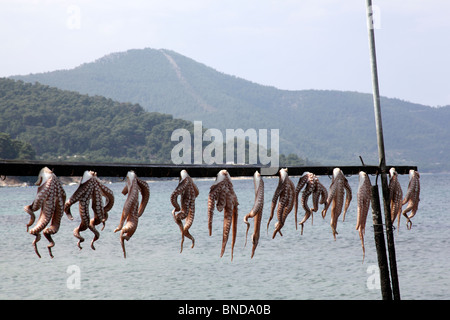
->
64;179;93;217
322;178;337;218
207;172;227;236
221;201;233;259
389;168;403;229
29;188;56;258
43;178;66;257
220;191;238;261
356;172;372;262
298;174;316;232
244;172;264;251
402;171;419;207
230;199;238;261
267;173;286;233
401;171;420;229
299;187;313;235
272;187;291;238
250;207;263;258
207;170;238;260
91;183;106;229
294;174;309;227
120;200;139;258
136;178;150;217
312;179;328;212
95;178;114;213
284;178;295;224
170;178;188;212
117;172;144;258
171;172;198;253
330;179;345;240
216;190;227;212
207;192;217;236
23;177;53;231
181;190;196;250
342;177;352;222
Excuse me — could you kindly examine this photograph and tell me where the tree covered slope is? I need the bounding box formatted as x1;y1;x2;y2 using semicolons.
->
11;48;450;171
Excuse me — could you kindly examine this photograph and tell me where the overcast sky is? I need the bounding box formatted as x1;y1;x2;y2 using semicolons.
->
1;0;449;107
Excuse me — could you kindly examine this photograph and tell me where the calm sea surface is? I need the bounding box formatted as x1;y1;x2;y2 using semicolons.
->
0;172;448;300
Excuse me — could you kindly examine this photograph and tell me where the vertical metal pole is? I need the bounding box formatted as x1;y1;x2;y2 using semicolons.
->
365;0;401;300
370;184;392;300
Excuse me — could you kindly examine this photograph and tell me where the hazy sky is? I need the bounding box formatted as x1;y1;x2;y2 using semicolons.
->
1;0;449;106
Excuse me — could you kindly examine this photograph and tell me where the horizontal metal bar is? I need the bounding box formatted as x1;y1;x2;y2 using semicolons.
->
0;159;417;178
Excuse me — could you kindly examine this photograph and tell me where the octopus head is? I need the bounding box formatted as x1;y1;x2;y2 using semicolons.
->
35;167;53;186
81;170;95;184
214;169;229;185
409;169;419;179
389;167;397;178
358;171;368;188
332;168;342;180
253;170;261;190
180;169;189;181
279;168;288;181
126;170;137;185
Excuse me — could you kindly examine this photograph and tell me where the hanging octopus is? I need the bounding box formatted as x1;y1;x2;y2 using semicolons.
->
294;172;328;235
321;168;352;240
23;167;68;258
170;169;199;253
267;168;295;239
243;171;264;258
388;167;403;230
114;171;150;258
207;170;239;260
64;170;114;250
402;170;420;229
356;171;372;262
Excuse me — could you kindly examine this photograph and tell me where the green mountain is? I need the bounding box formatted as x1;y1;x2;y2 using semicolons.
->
11;48;450;171
0;78;194;163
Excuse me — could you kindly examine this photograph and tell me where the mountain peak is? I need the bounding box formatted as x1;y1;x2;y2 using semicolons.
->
10;48;448;171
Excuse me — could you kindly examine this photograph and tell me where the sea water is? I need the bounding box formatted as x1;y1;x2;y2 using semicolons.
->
0;172;449;300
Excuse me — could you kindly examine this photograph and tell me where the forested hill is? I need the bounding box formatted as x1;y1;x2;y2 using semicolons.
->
11;48;450;171
0;78;194;163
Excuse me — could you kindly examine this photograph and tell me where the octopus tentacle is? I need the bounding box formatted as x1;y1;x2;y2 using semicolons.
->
94;178;114;215
75;199;92;249
170;177;189;212
66;171;114;250
24;176;53;231
298;173;315;235
43;178;66;258
207;170;238;260
323;168;352;240
294;174;309;229
120;201;139;259
356;171;372;262
115;171;149;258
342;177;353;222
136;178;150;217
170;170;198;253
271;169;295;239
91;182;106;230
243;171;264;258
25;167;67;258
401;170;420;229
29;187;55;258
389;168;404;230
267;172;287;234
